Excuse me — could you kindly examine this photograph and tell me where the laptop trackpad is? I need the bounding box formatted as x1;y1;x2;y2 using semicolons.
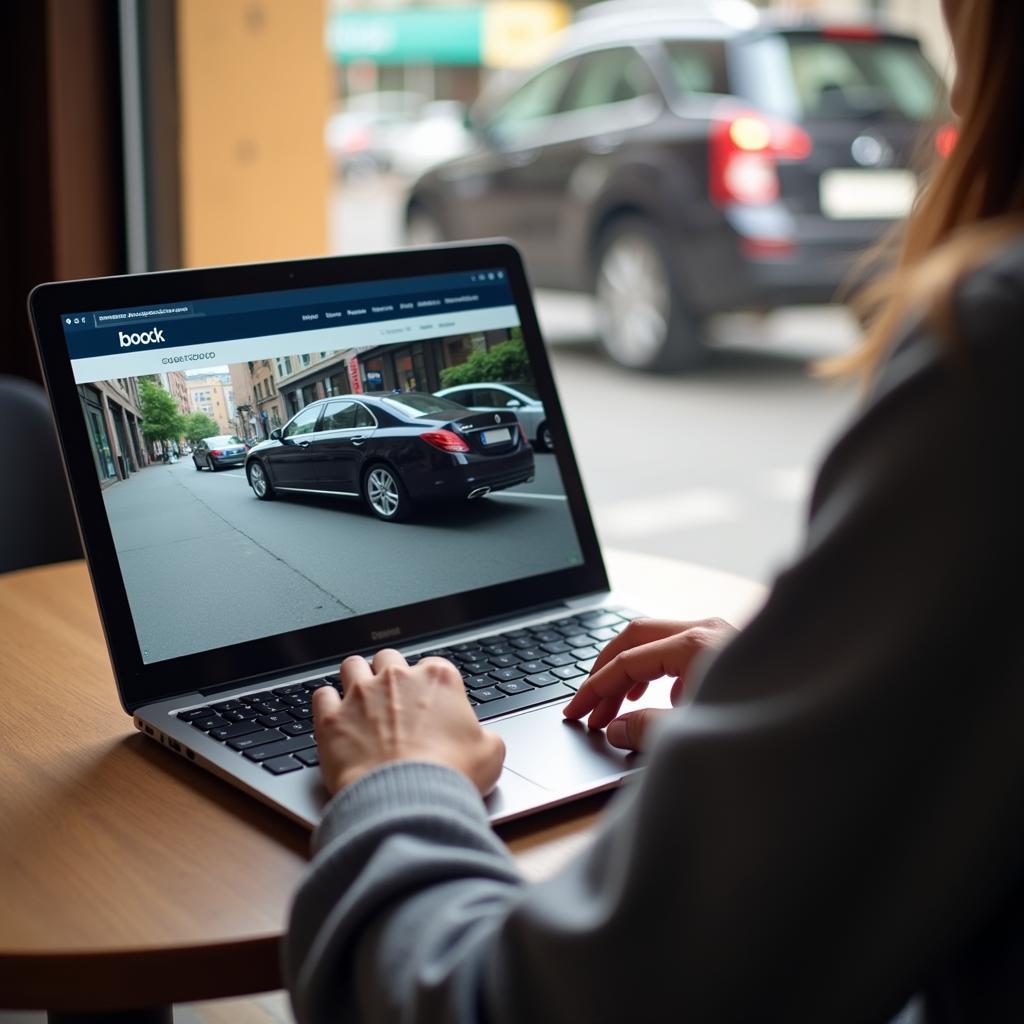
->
492;700;641;793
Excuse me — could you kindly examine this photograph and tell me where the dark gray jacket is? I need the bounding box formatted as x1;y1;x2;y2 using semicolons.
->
285;239;1024;1023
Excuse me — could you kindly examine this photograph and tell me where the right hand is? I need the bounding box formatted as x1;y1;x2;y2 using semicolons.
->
563;617;736;751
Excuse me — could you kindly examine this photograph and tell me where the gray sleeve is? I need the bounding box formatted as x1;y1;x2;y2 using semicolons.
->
284;266;1024;1024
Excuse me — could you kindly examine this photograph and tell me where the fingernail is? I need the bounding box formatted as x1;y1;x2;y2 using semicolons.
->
606;719;626;745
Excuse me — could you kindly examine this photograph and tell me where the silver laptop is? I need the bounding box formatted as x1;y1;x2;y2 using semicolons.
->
29;241;652;826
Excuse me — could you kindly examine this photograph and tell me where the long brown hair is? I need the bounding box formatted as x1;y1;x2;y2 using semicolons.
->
824;1;1024;384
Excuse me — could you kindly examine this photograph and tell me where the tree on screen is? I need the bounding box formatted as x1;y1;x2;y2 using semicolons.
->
439;338;531;389
138;379;184;454
181;412;221;445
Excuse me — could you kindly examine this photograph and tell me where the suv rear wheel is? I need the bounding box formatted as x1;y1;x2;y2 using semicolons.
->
594;217;706;372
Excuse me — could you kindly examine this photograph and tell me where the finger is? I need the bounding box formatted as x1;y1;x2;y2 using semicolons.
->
606;708;669;752
566;632;699;726
626;680;649;702
312;685;344;746
585;618;700;680
340;654;373;689
371;648;408;673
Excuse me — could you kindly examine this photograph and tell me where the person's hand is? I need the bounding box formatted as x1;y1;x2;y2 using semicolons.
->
312;649;506;796
563;617;736;752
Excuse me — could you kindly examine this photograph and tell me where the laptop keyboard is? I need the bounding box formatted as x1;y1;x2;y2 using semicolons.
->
175;607;638;776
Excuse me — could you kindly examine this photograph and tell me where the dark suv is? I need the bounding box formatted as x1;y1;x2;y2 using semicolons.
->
405;1;949;370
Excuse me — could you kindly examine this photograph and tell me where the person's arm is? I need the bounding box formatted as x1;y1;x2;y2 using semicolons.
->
285;267;1024;1024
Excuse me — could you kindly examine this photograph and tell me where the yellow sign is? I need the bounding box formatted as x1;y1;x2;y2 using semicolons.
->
482;1;571;70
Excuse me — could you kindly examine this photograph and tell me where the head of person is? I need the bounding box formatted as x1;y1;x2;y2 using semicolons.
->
834;0;1024;381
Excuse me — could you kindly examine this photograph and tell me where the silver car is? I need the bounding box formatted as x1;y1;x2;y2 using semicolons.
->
435;381;551;451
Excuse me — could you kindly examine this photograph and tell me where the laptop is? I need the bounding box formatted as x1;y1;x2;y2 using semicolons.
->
29;241;657;827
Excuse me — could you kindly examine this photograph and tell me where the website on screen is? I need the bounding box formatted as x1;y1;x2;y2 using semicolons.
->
62;270;583;664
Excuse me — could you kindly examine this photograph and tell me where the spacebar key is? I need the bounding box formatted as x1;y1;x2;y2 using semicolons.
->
473;683;575;722
243;734;317;762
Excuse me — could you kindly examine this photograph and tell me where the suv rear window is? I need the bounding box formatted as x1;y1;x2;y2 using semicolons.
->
663;40;730;96
733;33;944;121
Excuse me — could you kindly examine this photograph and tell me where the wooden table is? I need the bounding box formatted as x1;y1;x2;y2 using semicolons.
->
0;552;766;1018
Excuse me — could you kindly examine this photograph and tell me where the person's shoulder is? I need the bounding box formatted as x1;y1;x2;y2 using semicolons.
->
953;232;1024;350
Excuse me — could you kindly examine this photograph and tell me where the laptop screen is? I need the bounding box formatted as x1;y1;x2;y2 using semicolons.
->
59;265;586;667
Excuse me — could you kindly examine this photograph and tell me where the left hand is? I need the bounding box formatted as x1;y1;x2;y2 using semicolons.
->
313;649;506;797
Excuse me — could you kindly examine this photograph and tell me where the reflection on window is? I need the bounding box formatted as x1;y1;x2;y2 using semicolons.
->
561;48;653;111
489;60;576;138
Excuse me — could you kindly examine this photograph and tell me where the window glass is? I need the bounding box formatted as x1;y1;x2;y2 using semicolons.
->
474;388;507;406
561;48;654;111
735;34;943;121
321;401;357;431
488;60;576;139
663;40;729;95
382;394;467;418
285;404;322;436
352;404;376;429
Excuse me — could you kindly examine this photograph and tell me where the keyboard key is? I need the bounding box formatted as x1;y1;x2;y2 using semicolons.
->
513;647;545;662
496;680;534;695
526;671;561;687
551;665;586;681
530;630;561;644
294;748;320;767
222;708;259;722
509;637;537;649
488;655;518;669
453;642;482;654
209;720;264;741
191;715;226;732
471;687;505;703
257;712;294;728
463;675;494;691
571;645;601;660
262;754;303;775
249;701;285;715
489;667;525;683
473;683;576;722
210;699;244;713
544;653;576;668
281;720;315;736
177;706;213;722
281;694;309;707
517;661;546;675
579;612;623;628
272;684;305;696
589;627;619;642
243;734;317;762
481;643;514;656
461;661;490;676
541;641;572;655
289;707;314;721
565;635;594;650
227;728;285;751
578;658;598;673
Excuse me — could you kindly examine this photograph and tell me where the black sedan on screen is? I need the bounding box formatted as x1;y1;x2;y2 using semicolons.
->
193;435;248;471
244;393;535;522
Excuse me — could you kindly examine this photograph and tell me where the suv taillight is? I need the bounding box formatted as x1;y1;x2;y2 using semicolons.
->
420;430;470;453
211;449;224;456
935;123;958;159
710;113;812;207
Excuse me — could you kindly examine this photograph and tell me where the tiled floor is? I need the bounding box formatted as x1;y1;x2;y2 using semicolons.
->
0;990;293;1023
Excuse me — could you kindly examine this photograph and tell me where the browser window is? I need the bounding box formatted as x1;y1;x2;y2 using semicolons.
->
62;269;584;664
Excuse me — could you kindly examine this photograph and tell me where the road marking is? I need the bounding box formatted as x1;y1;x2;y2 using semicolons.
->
596;487;741;540
492;492;568;502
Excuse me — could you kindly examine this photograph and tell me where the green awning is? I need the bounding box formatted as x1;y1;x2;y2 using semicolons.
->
327;9;484;66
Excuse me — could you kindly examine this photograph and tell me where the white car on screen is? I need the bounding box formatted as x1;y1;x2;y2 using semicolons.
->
434;381;551;451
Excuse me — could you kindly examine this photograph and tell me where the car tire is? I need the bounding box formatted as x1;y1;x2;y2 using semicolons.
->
536;422;553;452
247;459;275;501
593;216;706;372
405;204;446;247
209;457;220;472
362;463;413;522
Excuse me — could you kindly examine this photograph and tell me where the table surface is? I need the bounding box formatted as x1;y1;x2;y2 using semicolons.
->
0;551;766;1011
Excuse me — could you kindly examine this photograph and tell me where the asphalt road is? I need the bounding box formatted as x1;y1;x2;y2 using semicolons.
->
104;453;580;663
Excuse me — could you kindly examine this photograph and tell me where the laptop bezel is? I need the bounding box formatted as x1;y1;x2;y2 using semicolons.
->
29;241;609;714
